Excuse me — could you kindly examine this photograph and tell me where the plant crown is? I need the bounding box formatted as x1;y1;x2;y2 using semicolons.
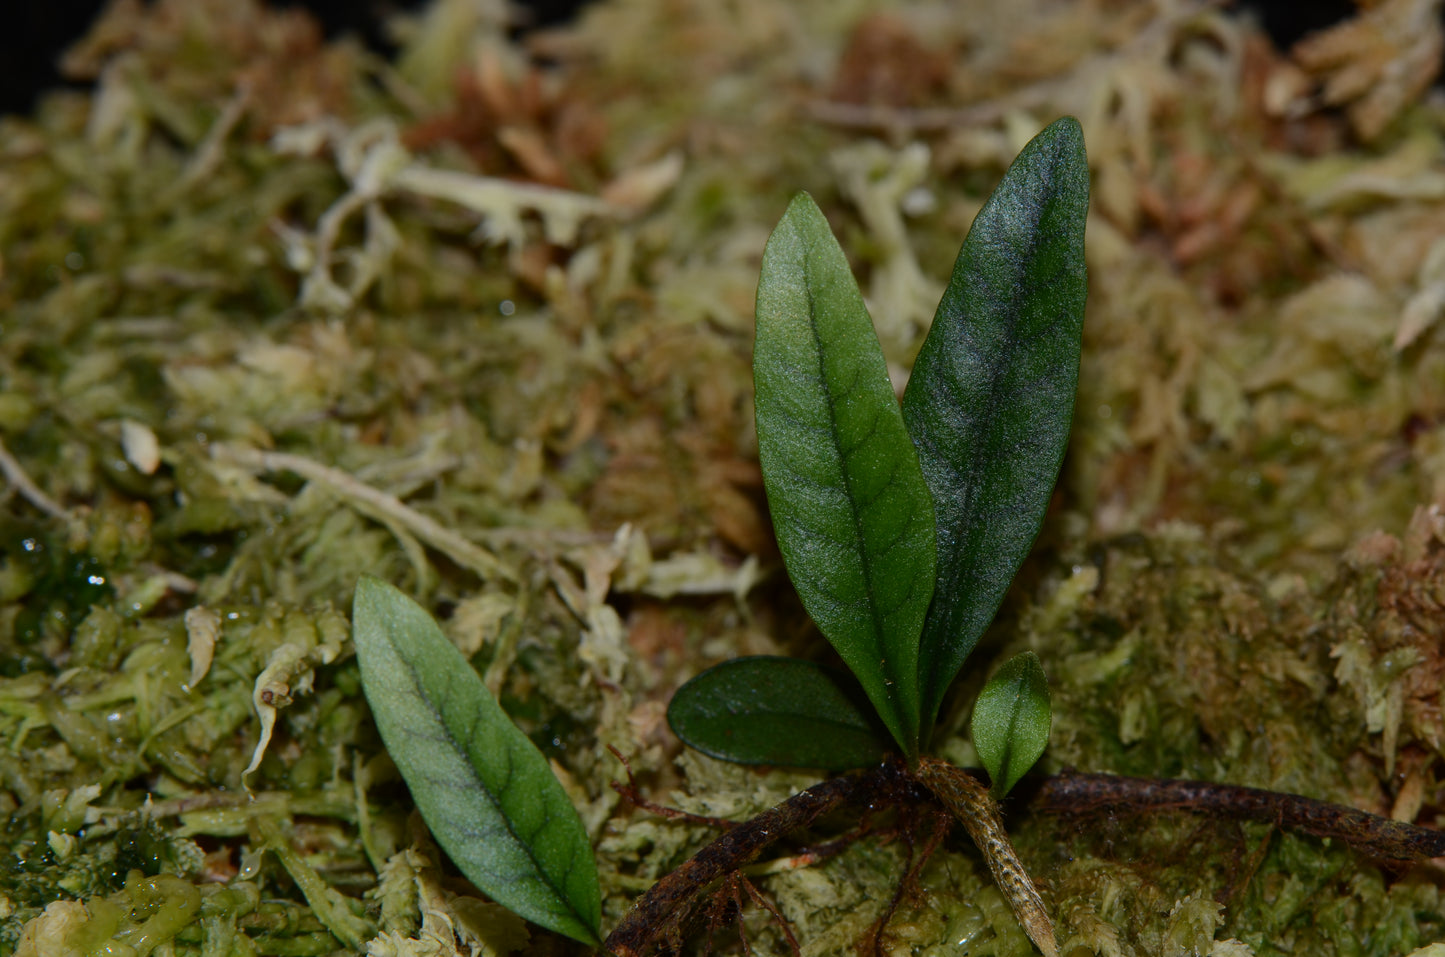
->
671;116;1089;788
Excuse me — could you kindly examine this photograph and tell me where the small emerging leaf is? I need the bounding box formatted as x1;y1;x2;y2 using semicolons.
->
754;192;937;756
902;117;1089;737
971;651;1051;798
668;656;891;769
352;576;601;946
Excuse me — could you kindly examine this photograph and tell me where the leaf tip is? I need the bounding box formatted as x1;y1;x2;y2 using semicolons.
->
351;573;386;613
1033;116;1086;161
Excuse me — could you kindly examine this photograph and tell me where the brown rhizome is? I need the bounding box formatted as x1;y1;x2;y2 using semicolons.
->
603;754;1445;957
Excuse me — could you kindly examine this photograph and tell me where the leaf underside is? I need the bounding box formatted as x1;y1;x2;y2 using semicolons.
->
971;651;1052;798
351;576;601;946
902;117;1089;736
753;192;937;756
667;656;892;769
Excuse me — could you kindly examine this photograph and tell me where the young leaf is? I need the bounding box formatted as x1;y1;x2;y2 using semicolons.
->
668;656;892;769
351;576;601;946
754;192;937;756
902;117;1089;735
971;651;1052;798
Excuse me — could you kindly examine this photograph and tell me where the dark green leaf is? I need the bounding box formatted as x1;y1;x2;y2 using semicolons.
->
754;192;937;757
351;576;601;946
668;656;892;769
972;651;1052;798
902;117;1089;735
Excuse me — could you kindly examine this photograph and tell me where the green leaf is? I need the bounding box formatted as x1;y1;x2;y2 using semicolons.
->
753;192;937;757
971;651;1052;798
351;576;601;946
667;656;892;769
902;117;1089;735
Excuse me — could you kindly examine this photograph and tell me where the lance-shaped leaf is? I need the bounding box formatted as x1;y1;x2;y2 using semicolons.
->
668;656;892;769
971;651;1052;798
351;576;601;946
754;192;937;756
902;117;1089;735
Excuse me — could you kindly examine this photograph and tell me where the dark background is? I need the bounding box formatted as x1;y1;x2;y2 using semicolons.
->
0;0;1368;119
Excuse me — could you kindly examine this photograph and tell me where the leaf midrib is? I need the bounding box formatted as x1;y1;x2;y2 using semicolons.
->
952;182;1053;537
802;244;890;650
393;641;589;928
919;153;1072;721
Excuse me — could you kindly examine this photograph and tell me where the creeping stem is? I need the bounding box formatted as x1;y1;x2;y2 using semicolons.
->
603;768;883;957
604;764;1445;957
1036;770;1445;863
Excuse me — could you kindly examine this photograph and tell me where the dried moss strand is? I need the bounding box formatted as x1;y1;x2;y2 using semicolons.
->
214;444;517;583
0;436;71;520
1036;770;1445;863
915;757;1057;957
806;93;1049;133
603;769;878;957
179;82;252;191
